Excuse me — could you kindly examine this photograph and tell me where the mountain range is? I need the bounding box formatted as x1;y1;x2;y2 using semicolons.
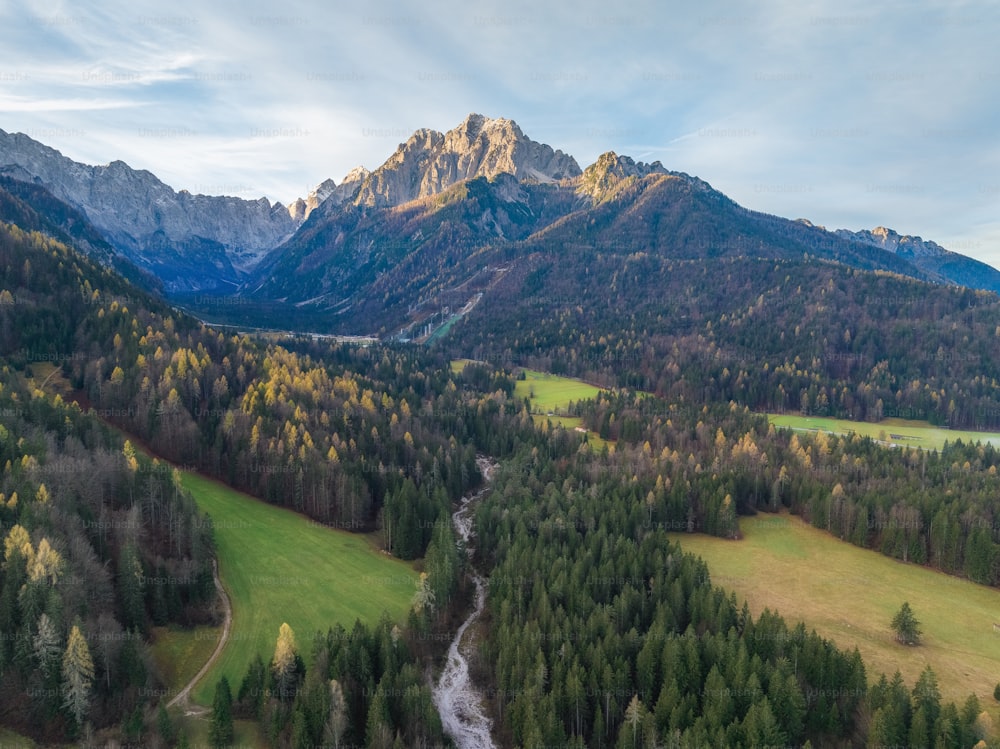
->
2;115;999;333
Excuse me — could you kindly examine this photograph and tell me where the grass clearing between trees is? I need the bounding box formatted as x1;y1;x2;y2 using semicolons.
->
151;622;222;698
159;472;419;706
0;727;34;748
513;369;610;448
513;368;605;413
768;413;1000;451
672;512;1000;713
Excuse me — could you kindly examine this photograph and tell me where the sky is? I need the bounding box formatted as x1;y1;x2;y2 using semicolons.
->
2;0;1000;267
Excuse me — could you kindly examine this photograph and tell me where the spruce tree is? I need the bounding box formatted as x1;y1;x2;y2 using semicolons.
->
891;601;921;645
209;675;234;748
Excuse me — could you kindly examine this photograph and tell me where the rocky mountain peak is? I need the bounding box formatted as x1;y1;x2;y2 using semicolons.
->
298;167;372;221
836;226;948;259
0;128;302;291
578;151;670;200
352;113;581;208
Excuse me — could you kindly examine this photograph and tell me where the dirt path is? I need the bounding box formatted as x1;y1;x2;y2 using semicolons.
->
166;558;232;715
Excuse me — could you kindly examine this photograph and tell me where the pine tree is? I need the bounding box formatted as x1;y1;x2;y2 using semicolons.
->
118;542;145;631
61;624;94;727
209;675;234;748
365;678;393;749
908;705;929;749
912;665;941;729
411;572;436;615
741;697;786;747
621;694;645;749
157;702;176;745
867;707;892;748
891;601;921;645
237;652;267;717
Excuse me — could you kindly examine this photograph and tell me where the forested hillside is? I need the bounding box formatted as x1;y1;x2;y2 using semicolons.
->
0;213;488;561
2;184;1000;747
0;224;215;742
454;255;1000;429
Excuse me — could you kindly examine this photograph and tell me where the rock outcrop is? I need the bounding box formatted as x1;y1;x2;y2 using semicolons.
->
836;226;955;259
352;113;581;208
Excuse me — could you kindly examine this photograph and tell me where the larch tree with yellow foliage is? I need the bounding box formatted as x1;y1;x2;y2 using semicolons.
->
272;622;300;701
62;624;94;726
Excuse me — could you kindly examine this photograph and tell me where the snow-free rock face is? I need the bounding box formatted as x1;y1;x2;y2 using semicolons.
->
0;128;302;291
835;226;1000;293
836;226;949;258
577;152;670;200
352;113;581;208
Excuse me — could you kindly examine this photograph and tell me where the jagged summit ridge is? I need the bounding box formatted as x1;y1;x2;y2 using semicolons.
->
578;151;671;199
352;113;582;208
0;128;301;291
837;226;948;258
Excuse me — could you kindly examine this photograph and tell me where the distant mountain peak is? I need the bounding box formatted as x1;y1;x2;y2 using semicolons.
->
578;152;671;199
837;226;948;259
298;167;372;220
0;128;301;291
352;113;581;208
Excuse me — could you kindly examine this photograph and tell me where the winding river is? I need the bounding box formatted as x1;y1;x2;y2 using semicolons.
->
431;458;497;749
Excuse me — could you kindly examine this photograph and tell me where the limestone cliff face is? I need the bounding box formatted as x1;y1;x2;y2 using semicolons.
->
836;226;948;259
835;226;1000;293
308;167;370;215
577;152;671;200
0;128;301;290
352;114;581;208
0;115;579;289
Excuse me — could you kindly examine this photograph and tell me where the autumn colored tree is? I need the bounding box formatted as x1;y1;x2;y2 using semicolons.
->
62;624;94;727
272;622;299;700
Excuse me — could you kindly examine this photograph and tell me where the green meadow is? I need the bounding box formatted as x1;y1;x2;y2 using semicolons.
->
513;368;605;413
513;369;610;448
0;728;34;748
163;472;419;705
768;413;1000;451
672;513;1000;711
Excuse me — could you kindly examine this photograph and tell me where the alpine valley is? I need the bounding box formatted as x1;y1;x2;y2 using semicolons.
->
2;115;1000;748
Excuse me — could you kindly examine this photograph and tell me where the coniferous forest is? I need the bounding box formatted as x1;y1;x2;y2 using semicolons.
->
3;163;1000;749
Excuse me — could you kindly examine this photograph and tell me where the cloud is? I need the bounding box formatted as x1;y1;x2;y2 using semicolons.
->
0;0;998;267
0;95;143;113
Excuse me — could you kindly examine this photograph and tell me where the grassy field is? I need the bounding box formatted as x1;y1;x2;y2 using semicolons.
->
177;712;264;749
173;472;419;705
0;727;34;748
672;513;1000;710
513;369;610;448
450;363;610;447
150;622;222;696
514;368;605;413
768;413;1000;451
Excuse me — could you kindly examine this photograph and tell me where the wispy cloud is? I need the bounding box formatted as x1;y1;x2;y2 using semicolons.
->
1;0;999;267
0;95;143;112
